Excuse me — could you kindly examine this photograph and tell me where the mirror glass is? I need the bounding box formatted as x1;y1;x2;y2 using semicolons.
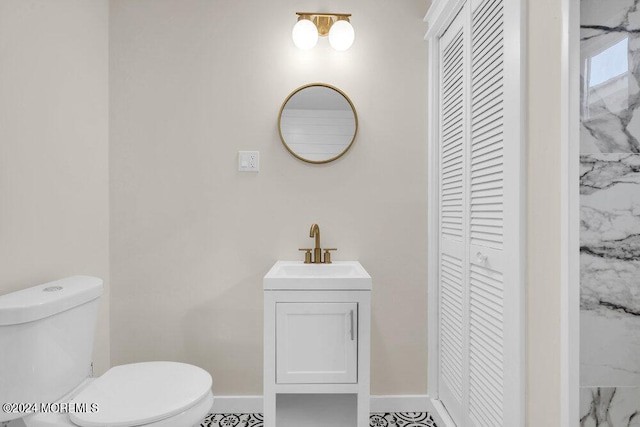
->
278;84;358;164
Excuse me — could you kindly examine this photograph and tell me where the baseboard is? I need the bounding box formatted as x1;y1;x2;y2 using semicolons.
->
210;395;432;414
425;397;456;427
370;395;431;412
211;396;264;414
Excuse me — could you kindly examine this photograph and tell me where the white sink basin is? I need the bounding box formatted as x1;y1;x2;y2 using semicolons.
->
264;261;371;290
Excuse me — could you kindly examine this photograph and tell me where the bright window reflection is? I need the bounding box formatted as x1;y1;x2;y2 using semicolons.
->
589;38;629;87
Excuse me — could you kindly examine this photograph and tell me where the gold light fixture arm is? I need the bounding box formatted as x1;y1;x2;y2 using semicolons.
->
295;12;352;37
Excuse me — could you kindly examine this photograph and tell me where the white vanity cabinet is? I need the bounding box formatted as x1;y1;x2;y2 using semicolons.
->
263;261;371;427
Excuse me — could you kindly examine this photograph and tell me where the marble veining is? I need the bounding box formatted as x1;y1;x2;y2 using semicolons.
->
581;0;640;408
580;154;640;386
580;387;640;426
581;155;640;315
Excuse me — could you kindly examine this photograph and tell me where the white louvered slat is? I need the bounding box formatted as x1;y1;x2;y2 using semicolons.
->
440;254;465;402
470;0;504;252
469;264;504;427
437;9;467;426
440;26;465;242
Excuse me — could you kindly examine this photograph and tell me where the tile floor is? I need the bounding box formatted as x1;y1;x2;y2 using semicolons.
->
200;412;438;427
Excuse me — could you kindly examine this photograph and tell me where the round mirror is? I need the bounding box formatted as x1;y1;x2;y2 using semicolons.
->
278;83;358;164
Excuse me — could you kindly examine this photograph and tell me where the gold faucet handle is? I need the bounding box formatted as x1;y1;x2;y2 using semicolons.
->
298;248;313;264
323;248;337;264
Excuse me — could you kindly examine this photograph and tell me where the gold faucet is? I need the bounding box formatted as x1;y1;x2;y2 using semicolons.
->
299;223;337;264
310;223;322;263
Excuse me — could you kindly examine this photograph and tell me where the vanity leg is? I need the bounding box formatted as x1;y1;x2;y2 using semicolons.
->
357;392;369;427
358;292;371;427
263;391;276;427
264;291;277;427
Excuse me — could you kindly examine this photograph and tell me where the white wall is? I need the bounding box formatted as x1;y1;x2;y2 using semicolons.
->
109;0;430;395
0;0;110;379
527;0;563;424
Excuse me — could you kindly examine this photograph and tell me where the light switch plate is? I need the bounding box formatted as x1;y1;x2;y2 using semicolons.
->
238;151;259;172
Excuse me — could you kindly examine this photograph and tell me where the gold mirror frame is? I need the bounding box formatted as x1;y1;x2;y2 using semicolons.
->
278;83;358;164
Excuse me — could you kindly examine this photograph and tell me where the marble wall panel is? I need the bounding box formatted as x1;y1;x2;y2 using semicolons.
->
580;154;640;386
581;0;640;395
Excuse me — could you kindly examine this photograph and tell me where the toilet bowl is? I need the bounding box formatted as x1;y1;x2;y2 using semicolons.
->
0;277;214;427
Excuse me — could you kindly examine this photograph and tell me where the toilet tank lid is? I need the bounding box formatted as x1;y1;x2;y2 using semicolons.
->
0;276;103;326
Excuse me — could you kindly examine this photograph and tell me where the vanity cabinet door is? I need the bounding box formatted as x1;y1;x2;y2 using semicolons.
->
276;302;357;384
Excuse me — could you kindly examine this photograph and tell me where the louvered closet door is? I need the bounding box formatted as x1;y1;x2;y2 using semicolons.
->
435;0;518;425
467;0;506;426
437;8;467;427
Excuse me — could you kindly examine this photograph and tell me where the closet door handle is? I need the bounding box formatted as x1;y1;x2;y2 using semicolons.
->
476;252;488;266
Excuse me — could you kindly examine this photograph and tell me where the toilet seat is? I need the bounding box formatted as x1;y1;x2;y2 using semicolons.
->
69;362;212;427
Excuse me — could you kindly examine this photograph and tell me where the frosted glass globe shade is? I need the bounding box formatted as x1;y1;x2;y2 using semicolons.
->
328;20;354;51
292;19;318;50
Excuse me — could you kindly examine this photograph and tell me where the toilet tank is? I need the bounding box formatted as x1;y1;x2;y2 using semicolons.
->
0;276;103;422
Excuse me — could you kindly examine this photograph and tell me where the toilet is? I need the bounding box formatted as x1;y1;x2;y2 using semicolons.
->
0;276;213;427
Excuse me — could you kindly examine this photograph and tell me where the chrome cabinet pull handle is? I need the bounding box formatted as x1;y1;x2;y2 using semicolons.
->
350;310;355;341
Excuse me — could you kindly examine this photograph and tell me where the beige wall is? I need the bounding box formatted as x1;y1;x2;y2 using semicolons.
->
109;0;430;395
0;0;567;420
0;0;110;374
527;0;562;425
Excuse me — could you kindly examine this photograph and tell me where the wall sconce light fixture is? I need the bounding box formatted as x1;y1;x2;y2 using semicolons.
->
292;12;355;51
